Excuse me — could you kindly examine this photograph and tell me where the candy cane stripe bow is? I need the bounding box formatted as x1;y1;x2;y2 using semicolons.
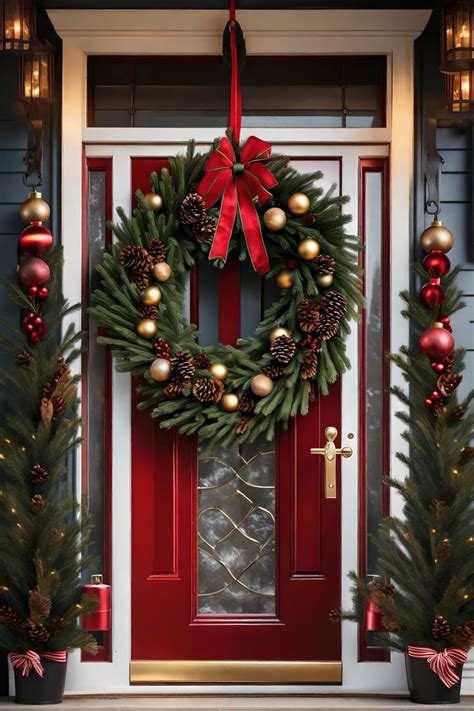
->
408;645;468;688
10;650;67;677
197;135;278;275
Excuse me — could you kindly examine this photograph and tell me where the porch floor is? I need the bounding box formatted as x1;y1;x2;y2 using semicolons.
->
2;697;474;710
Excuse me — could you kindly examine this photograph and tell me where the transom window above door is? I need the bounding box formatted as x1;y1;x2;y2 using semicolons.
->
87;55;387;129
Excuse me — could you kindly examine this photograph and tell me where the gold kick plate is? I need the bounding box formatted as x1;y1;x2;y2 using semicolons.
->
310;426;353;499
130;660;342;684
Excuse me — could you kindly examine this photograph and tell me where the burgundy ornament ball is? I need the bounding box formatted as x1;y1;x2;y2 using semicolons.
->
422;251;451;278
18;258;50;288
420;282;445;309
419;323;455;360
19;223;53;256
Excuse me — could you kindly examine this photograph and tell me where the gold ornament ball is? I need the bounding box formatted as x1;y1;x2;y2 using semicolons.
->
251;374;274;397
150;357;171;382
276;270;294;289
316;273;334;288
140;285;162;305
144;192;163;212
19;191;51;224
287;192;311;216
263;207;287;231
298;238;320;261
269;326;291;344
209;362;228;381
136;318;157;339
152;262;172;282
220;393;240;412
420;219;454;254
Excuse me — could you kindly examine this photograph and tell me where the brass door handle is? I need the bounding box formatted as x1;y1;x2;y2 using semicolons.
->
310;426;353;499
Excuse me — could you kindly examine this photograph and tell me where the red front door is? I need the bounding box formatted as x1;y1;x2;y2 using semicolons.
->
130;157;342;684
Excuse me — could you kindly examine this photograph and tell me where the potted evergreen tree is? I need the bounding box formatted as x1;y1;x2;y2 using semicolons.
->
0;230;97;704
336;222;474;704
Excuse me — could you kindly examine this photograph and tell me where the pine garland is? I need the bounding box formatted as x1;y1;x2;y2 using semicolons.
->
90;141;363;446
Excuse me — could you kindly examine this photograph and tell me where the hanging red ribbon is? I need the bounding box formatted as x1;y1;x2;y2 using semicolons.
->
197;135;277;274
196;0;278;275
10;650;67;678
408;646;467;688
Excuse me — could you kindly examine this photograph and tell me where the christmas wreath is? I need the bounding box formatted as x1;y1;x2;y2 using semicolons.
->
90;139;363;447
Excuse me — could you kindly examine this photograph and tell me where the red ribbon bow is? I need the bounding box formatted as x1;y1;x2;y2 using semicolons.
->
197;135;278;274
10;650;67;678
408;645;467;688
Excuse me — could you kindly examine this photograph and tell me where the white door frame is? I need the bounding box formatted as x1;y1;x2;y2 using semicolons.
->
44;7;455;696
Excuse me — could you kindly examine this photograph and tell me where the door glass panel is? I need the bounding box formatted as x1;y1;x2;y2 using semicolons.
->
197;437;275;615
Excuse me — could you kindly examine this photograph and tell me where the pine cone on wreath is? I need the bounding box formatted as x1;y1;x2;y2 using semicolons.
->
270;335;296;364
262;364;285;381
28;589;52;623
313;254;336;275
180;193;206;224
236;416;252;436
50;616;66;633
300;350;318;380
0;605;23;628
17;350;32;367
192;377;219;403
31;464;48;485
193;352;212;370
329;608;342;623
153;338;171;360
455;621;474;651
170;351;196;381
431;400;444;418
23;619;50;645
432;615;451;640
303;212;318;226
297;299;320;333
120;246;154;289
314;291;347;341
163;379;187;399
193;215;216;246
437;373;463;397
239;393;256;414
138;304;158;321
148;238;167;264
450;405;465;422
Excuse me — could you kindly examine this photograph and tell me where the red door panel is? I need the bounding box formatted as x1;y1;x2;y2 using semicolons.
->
131;157;341;664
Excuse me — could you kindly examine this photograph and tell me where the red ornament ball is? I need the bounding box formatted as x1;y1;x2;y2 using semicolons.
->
37;287;49;299
419;324;455;360
18;258;50;288
424;397;433;408
431;362;445;374
431;390;442;401
420;282;445;309
422;251;451;278
19;223;53;256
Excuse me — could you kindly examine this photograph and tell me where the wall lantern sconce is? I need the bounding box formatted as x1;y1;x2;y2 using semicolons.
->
441;1;474;72
0;0;35;52
20;39;54;184
445;68;474;111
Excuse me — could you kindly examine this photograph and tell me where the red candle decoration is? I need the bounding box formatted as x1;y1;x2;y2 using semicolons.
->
419;323;455;361
422;251;451;278
18;257;50;288
82;575;111;631
19;223;53;256
365;598;384;631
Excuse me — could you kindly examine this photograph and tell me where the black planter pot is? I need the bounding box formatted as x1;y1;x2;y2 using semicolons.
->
13;655;67;705
405;654;463;705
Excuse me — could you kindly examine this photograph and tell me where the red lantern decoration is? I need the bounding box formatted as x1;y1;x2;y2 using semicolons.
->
82;575;111;631
420;282;445;309
19;223;53;256
422;251;451;278
419;323;455;360
18;257;50;288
